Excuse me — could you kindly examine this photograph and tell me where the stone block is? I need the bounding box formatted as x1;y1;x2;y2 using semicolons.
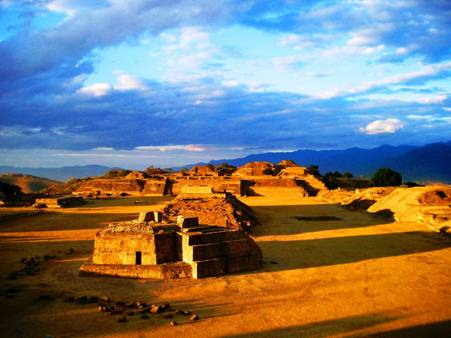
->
191;258;226;278
177;216;199;228
138;212;154;223
153;211;163;223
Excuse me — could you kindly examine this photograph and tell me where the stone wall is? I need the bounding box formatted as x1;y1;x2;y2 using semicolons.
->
93;232;157;265
79;262;192;279
170;176;243;195
35;196;84;208
75;178;168;196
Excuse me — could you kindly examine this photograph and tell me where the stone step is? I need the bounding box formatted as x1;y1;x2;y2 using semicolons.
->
191;258;225;279
183;229;246;245
190;251;263;278
183;239;254;262
226;252;262;273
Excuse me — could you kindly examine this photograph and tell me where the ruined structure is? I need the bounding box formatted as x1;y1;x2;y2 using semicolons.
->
34;196;85;208
72;160;327;198
74;176;168;197
161;193;258;232
231;161;327;196
234;161;274;177
80;211;262;279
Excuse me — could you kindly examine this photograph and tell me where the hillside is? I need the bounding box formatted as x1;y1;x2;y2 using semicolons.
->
388;143;451;183
0;173;62;193
205;142;451;183
208;145;416;176
0;165;114;181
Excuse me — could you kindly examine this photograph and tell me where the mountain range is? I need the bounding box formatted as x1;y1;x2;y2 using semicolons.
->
0;141;450;183
205;141;451;183
0;165;113;181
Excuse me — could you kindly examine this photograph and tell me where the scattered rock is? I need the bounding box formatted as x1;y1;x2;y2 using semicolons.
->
35;294;56;301
169;321;177;326
141;313;149;319
87;296;98;303
126;311;135;316
439;226;450;236
162;313;174;319
109;308;123;315
117;316;127;323
189;314;199;321
65;295;76;303
66;248;75;255
150;304;162;314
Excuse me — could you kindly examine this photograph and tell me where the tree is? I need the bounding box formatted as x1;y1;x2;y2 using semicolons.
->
306;165;321;178
102;169;131;178
216;163;237;176
342;172;353;179
371;168;402;187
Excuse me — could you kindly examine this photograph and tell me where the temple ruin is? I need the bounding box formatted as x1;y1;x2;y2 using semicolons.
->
80;211;262;279
72;160;326;198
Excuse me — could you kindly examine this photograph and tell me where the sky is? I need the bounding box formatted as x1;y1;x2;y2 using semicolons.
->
0;0;450;169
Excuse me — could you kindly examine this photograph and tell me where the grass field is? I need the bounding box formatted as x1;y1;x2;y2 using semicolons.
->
0;195;450;337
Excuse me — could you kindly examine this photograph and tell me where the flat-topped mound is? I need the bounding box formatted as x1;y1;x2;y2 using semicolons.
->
368;186;451;229
160;193;258;232
319;187;396;210
235;161;274;176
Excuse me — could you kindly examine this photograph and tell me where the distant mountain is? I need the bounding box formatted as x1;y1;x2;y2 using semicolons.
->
0;173;62;193
203;142;451;183
388;143;451;183
208;145;417;176
0;165;115;181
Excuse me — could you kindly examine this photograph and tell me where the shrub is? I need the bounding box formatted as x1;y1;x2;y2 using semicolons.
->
371;168;402;187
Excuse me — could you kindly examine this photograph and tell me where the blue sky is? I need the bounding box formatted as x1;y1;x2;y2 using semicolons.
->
0;0;450;168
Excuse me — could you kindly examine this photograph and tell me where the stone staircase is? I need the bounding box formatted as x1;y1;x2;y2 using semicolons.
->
178;225;262;278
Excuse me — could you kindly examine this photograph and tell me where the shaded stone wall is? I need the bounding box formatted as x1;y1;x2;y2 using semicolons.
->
35;196;84;208
80;262;192;279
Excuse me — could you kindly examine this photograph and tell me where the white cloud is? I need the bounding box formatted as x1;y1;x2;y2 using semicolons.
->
416;94;447;104
360;118;405;135
134;144;206;152
92;147;115;151
114;71;146;91
317;61;451;99
77;83;112;97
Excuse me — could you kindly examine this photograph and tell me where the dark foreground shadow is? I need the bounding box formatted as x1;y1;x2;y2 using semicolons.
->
364;319;451;337
258;231;451;271
223;312;400;338
0;212;136;232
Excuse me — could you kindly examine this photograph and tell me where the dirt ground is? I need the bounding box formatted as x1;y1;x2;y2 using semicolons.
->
0;194;450;338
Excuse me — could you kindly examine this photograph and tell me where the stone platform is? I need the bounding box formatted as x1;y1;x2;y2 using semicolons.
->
80;212;262;279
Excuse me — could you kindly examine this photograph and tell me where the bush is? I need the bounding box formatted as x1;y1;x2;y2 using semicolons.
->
371;168;402;187
102;169;131;179
216;163;237;176
306;165;321;178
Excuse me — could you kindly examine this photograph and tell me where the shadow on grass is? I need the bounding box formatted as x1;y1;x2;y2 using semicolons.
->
223;312;401;338
364;319;451;337
0;212;136;232
258;231;451;271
